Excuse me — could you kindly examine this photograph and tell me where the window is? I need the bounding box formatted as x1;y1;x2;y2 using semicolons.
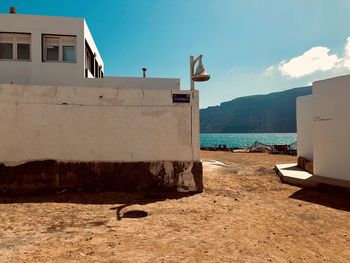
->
0;43;13;59
46;45;59;60
43;35;76;62
17;43;30;60
95;59;98;77
85;41;94;75
85;40;103;78
63;46;75;62
0;33;31;60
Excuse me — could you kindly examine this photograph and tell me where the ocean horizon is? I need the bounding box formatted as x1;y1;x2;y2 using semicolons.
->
200;133;297;149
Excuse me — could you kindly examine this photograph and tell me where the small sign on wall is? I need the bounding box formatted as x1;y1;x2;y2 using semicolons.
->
172;93;190;103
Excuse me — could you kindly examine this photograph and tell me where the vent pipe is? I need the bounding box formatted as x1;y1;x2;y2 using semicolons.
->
142;68;147;78
9;6;16;14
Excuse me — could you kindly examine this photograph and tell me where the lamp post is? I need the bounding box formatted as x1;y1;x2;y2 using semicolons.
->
190;54;210;90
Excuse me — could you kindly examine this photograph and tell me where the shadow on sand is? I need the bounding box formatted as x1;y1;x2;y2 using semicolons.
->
110;204;150;220
289;186;350;212
0;190;194;205
0;190;196;220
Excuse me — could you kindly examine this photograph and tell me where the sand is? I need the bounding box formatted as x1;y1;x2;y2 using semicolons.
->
0;151;349;262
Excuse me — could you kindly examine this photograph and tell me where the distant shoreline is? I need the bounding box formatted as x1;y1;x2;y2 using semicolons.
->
200;133;297;150
200;132;296;134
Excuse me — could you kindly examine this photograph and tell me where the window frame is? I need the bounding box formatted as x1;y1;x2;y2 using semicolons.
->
0;32;31;61
85;40;103;78
85;40;94;76
42;34;77;63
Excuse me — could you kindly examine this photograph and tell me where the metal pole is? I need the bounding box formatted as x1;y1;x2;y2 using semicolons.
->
190;56;195;90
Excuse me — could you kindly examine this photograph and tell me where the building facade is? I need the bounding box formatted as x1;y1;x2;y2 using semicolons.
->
0;12;202;194
296;74;350;186
0;14;103;86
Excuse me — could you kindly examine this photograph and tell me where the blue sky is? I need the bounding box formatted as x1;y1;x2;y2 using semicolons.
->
1;0;350;108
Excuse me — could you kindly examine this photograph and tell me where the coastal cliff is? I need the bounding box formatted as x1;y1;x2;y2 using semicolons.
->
200;86;312;133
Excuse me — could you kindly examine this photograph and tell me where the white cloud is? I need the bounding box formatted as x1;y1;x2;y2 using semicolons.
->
266;37;350;79
343;37;350;69
279;47;340;78
264;66;275;77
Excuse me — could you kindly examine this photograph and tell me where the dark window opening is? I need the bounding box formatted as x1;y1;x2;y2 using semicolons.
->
94;59;98;77
17;43;30;60
85;41;94;77
46;45;59;61
0;43;13;59
85;40;103;78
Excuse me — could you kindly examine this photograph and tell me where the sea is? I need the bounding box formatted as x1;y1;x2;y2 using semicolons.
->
200;133;297;149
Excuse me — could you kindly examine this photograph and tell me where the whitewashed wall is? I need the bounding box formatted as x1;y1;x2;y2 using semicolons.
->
312;75;350;181
296;95;313;161
0;84;199;164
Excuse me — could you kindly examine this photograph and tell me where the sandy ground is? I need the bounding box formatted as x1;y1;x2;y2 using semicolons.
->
0;151;349;263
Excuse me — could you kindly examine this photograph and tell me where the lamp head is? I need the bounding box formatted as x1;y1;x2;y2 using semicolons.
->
192;62;210;82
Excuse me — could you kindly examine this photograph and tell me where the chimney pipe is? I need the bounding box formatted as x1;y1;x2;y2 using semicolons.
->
142;68;147;78
9;6;16;14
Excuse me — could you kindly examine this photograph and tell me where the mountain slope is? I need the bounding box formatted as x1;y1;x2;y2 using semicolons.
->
200;86;312;133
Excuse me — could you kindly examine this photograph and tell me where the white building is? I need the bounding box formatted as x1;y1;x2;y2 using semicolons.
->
277;74;350;189
0;10;202;194
0;12;179;89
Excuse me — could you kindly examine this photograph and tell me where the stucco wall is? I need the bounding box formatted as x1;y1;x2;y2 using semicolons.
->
82;77;180;90
312;75;350;181
296;95;313;161
0;84;199;164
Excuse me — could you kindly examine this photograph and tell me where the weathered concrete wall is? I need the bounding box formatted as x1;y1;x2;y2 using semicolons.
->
312;75;350;182
296;95;313;161
0;84;201;193
80;77;180;90
0;160;203;194
297;156;313;174
0;84;199;163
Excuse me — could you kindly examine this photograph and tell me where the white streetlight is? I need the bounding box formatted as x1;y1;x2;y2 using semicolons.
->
190;54;210;90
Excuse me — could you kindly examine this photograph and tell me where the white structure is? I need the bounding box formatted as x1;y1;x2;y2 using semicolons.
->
0;13;179;90
279;74;350;188
296;95;313;161
0;11;202;193
0;85;200;163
